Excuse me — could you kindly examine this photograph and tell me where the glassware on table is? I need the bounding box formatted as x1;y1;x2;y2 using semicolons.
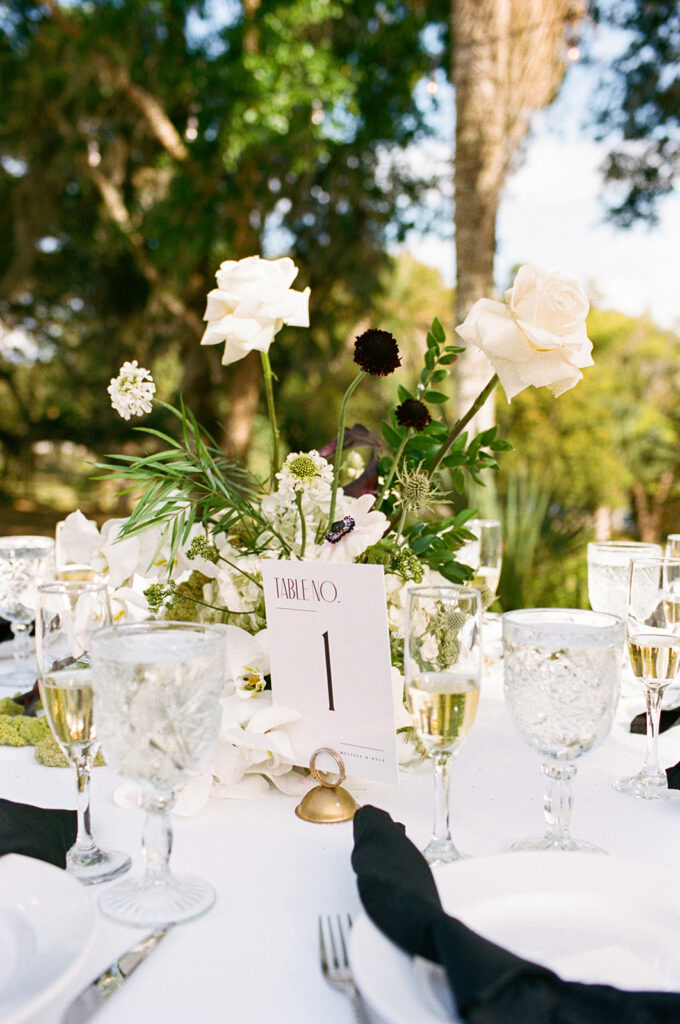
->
503;608;624;852
587;541;662;619
665;535;680;558
35;580;132;884
90;621;226;927
614;557;680;801
458;519;502;610
404;585;482;865
0;536;55;688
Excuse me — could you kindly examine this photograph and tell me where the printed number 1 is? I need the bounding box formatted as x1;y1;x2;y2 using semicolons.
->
323;630;335;711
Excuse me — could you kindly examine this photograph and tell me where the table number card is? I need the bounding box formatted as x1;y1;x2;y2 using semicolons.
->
261;560;398;785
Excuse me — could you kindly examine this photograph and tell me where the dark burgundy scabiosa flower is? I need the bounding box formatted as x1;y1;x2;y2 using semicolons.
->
353;329;401;377
395;398;431;431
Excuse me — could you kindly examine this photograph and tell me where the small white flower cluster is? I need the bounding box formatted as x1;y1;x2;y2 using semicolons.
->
275;450;333;501
107;360;156;420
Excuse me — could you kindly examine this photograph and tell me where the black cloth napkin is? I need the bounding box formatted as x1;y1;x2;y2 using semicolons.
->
0;798;76;868
630;707;680;734
351;805;680;1024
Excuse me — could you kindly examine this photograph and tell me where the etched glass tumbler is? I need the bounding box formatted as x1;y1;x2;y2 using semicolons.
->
90;621;226;927
587;542;662;619
503;608;624;852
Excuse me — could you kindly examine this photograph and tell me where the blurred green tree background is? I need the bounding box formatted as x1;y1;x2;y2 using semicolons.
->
1;0;680;609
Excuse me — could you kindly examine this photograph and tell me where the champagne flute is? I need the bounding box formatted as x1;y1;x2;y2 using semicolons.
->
503;608;624;851
0;536;55;688
458;519;502;611
614;557;680;800
404;585;482;865
35;580;132;884
90;621;226;927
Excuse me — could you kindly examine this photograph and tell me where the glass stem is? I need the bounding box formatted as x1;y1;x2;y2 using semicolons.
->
431;750;453;844
11;621;32;661
643;683;665;778
72;753;97;855
542;759;576;843
141;793;174;886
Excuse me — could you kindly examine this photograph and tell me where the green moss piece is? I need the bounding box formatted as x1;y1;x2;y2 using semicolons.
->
0;698;25;717
33;734;70;767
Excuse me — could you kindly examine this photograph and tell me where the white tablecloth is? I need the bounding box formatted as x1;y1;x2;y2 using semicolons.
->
2;648;680;1024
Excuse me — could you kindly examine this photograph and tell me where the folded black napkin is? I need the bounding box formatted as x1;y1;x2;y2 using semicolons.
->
351;805;680;1023
0;798;76;868
630;707;680;734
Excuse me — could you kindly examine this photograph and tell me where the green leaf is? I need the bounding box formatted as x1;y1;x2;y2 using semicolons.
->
397;385;413;404
381;421;402;448
425;348;436;370
430;369;449;383
424;390;448;404
452;468;465;492
430;317;446;344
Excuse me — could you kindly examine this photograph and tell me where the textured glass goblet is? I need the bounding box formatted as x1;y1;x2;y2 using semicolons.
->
503;608;624;852
405;586;482;865
587;542;662;619
90;622;226;928
0;536;55;688
35;580;131;884
614;557;680;801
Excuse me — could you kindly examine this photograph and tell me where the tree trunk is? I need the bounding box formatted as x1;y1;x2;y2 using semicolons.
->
452;0;584;432
632;471;674;543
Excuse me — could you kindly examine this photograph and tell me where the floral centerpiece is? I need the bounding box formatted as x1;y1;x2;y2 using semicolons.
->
60;259;593;804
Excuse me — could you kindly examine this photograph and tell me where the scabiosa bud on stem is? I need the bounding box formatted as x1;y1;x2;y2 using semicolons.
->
353;329;401;376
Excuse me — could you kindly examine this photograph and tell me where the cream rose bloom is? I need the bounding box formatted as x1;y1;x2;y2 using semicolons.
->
456;264;593;401
200;255;310;365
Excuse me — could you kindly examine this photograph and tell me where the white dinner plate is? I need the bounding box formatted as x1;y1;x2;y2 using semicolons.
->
349;851;680;1024
0;854;98;1023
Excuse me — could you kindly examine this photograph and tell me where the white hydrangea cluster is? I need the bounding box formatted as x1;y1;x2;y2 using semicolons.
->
107;360;156;420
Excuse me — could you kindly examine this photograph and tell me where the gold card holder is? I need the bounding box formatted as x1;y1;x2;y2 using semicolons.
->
295;747;359;824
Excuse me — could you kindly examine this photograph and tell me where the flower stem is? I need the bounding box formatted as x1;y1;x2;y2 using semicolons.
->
296;492;307;558
375;430;412;510
260;351;280;477
427;374;499;478
328;371;366;528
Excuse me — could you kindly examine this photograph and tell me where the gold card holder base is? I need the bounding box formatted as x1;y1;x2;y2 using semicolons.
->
295;747;360;824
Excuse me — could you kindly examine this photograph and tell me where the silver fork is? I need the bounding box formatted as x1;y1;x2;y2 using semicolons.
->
319;914;371;1023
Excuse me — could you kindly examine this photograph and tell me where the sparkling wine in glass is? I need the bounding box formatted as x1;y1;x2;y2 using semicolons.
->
503;608;624;852
614;557;680;801
90;621;226;927
0;536;55;688
36;580;132;884
405;586;482;865
458;519;502;611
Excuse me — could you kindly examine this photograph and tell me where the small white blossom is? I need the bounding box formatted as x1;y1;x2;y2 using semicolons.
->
276;450;333;501
108;360;156;420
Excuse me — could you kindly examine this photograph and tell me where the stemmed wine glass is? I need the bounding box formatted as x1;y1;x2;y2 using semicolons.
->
35;580;132;884
0;536;55;688
404;585;482;865
90;621;226;927
665;535;680;558
614;557;680;801
503;608;624;852
458;519;502;611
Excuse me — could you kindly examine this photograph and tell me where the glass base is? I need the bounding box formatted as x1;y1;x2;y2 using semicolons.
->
67;846;132;886
613;771;680;801
422;838;467;866
99;873;216;928
506;833;606;854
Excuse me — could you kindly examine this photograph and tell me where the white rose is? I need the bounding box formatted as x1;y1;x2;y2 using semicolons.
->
200;255;310;365
456;264;593;401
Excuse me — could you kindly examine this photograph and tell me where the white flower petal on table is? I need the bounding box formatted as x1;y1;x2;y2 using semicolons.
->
212;774;271;799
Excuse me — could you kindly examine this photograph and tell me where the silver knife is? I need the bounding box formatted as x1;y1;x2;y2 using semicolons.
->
61;928;171;1024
